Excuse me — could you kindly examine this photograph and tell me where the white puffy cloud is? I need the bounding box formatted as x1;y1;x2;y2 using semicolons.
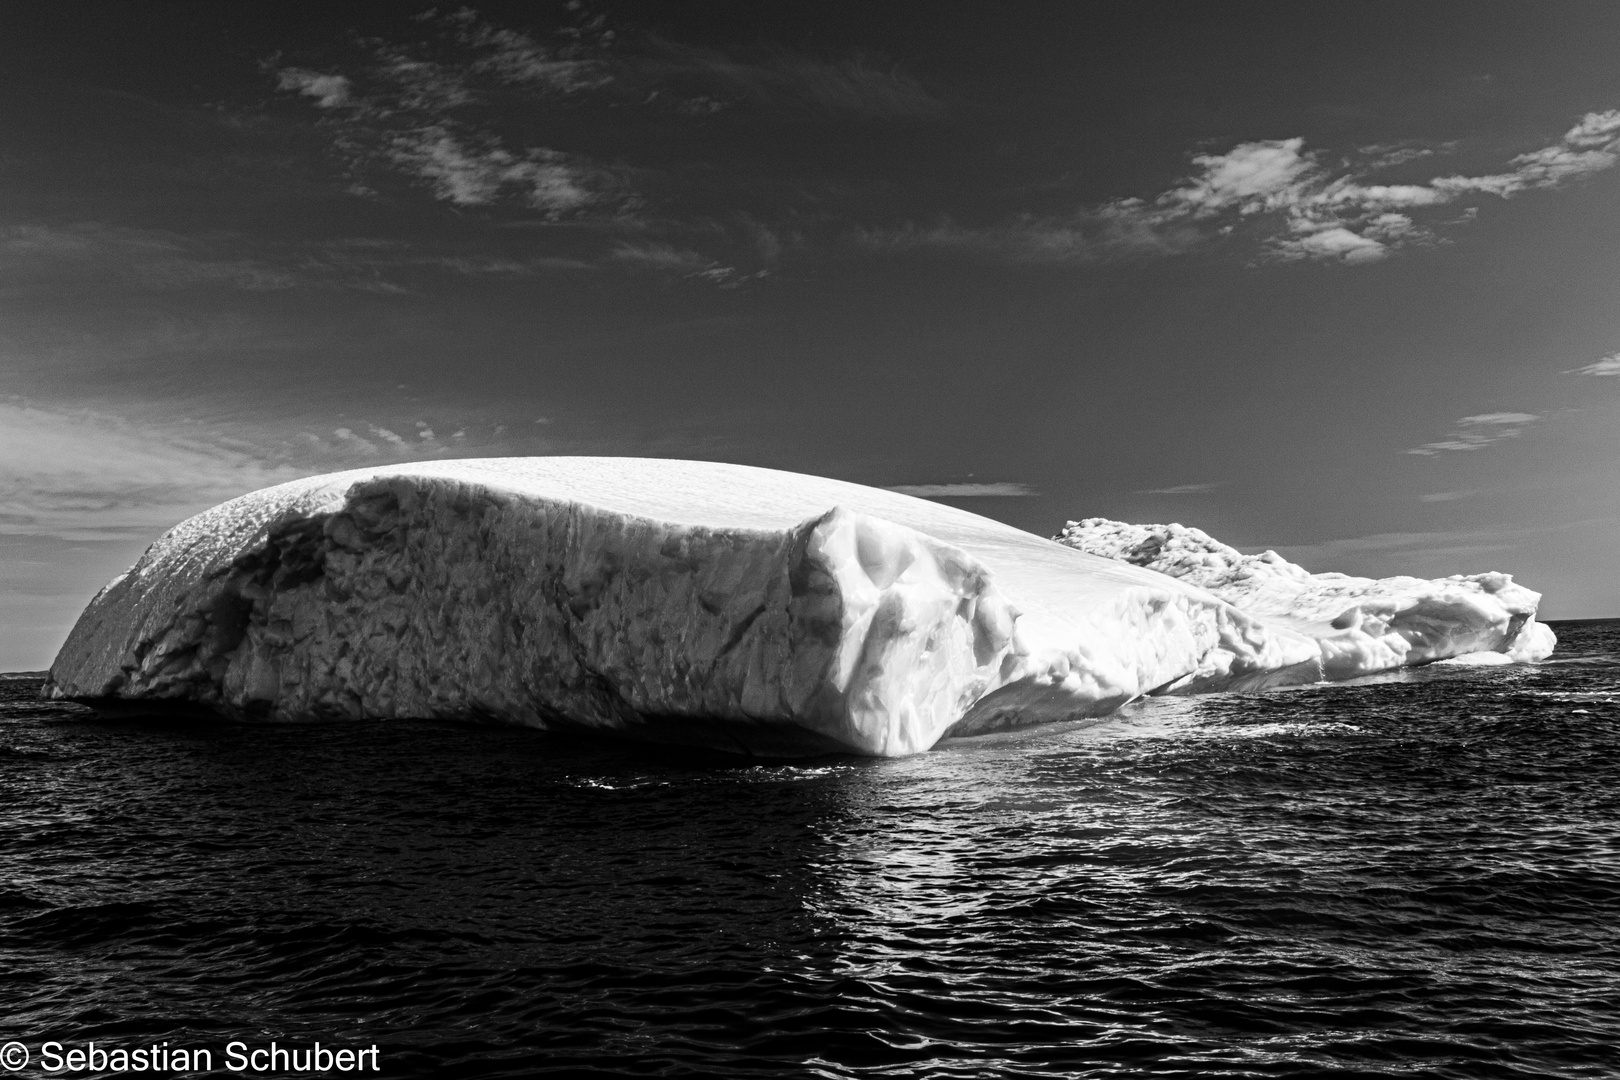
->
331;426;379;454
275;68;354;109
1272;226;1390;264
1161;139;1316;216
1562;110;1620;147
367;425;412;451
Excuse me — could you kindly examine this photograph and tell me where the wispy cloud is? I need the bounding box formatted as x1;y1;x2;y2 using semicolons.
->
0;399;542;542
886;482;1038;497
608;241;719;273
1136;481;1226;495
0;222;611;295
1131;111;1620;263
1263;527;1524;577
384;126;600;213
606;240;769;286
638;38;943;119
267;14;1620;275
271;10;627;218
271;6;940;227
1;224;302;292
1566;353;1620;376
854;205;1199;264
453;13;607;93
1406;411;1541;456
265;4;948;286
871;109;1620;266
0;401;307;542
1421;489;1482;503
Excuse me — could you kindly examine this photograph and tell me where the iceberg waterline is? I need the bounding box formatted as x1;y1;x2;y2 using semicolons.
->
46;458;1548;756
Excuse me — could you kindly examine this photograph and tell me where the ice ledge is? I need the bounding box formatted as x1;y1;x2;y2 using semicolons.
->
46;458;1324;756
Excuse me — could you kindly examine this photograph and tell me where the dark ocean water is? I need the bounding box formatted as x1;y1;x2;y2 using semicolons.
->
2;621;1618;1079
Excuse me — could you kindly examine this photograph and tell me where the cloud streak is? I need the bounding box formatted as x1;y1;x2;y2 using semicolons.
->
1136;481;1226;495
1567;353;1620;376
1406;411;1541;456
0;401;307;541
886;482;1037;497
854;204;1199;264
638;38;943;118
1;224;304;292
0;223;615;296
0;400;537;543
1264;527;1524;577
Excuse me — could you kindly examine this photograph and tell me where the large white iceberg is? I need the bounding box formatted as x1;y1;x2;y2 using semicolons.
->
1055;518;1555;678
48;458;1325;756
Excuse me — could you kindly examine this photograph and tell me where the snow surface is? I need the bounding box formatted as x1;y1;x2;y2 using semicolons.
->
1055;518;1555;678
47;458;1322;756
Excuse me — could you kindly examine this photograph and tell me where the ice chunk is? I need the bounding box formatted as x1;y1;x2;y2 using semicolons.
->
47;459;1320;756
1436;651;1516;666
1055;518;1555;678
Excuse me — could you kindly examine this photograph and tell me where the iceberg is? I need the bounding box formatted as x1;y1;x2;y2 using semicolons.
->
47;458;1322;756
1055;518;1555;679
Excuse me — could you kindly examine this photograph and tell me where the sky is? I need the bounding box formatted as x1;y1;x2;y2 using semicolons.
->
4;1;1620;669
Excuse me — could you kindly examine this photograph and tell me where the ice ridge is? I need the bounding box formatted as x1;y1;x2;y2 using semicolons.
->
1054;518;1556;678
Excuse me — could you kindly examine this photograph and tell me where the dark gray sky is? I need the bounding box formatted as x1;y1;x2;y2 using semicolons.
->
5;1;1620;667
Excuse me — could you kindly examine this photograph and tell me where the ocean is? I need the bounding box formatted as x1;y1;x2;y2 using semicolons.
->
2;620;1616;1078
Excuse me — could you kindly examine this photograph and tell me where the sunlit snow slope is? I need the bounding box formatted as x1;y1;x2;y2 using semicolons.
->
1056;518;1555;679
47;458;1320;756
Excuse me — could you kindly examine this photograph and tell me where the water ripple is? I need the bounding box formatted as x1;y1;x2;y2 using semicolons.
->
2;622;1618;1076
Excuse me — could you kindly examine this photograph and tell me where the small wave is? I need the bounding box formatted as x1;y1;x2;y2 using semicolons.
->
1519;690;1620;703
1536;654;1620;666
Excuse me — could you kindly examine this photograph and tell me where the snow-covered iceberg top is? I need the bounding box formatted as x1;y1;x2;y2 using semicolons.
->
48;458;1323;756
1054;518;1555;678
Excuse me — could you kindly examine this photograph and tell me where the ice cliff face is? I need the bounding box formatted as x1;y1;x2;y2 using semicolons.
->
48;458;1321;756
1055;518;1556;678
